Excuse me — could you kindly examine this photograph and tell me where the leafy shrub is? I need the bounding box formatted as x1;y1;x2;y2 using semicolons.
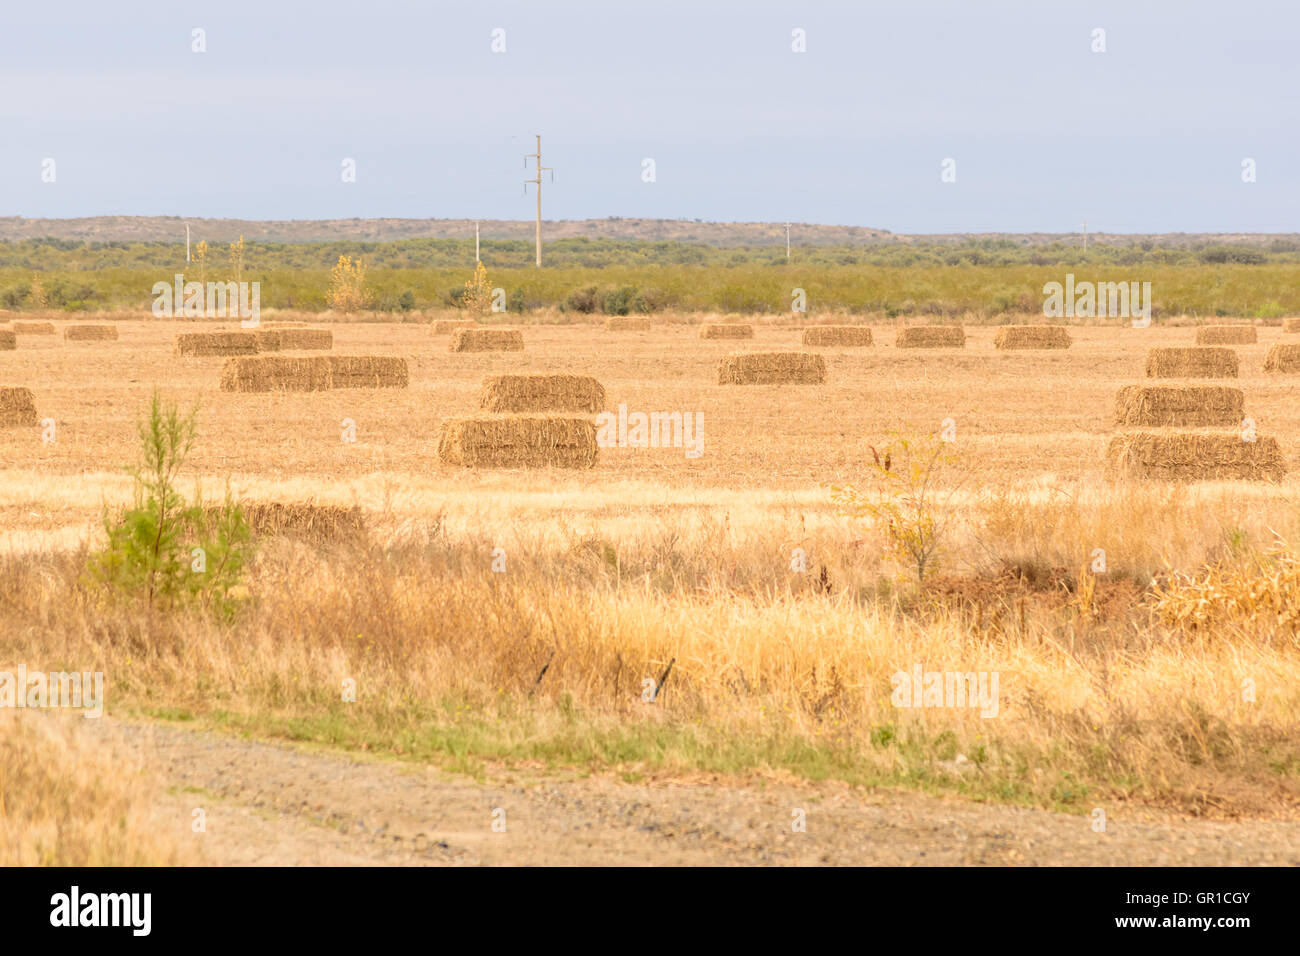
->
563;286;600;314
600;285;649;315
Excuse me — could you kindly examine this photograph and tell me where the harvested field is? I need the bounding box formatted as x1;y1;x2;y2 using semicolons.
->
11;322;56;334
278;328;333;351
1145;347;1239;378
718;351;826;385
63;325;118;341
1113;385;1245;427
1264;344;1300;373
450;328;524;352
480;374;606;413
993;325;1072;349
328;356;409;389
605;316;652;331
433;320;477;334
0;330;14;351
802;326;873;347
700;323;753;340
219;356;332;392
0;386;37;426
1105;431;1285;482
896;326;965;348
1195;325;1257;345
437;415;599;468
174;331;259;356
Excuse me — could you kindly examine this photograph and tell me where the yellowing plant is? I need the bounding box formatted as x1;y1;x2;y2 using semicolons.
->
461;261;493;316
328;255;369;313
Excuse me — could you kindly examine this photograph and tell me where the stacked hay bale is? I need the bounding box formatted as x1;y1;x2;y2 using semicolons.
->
174;331;259;356
0;387;38;426
433;319;477;334
480;374;605;413
993;325;1071;349
1195;325;1256;345
278;328;333;350
1106;348;1283;480
437;416;598;468
328;356;409;388
802;326;873;347
605;316;651;331
450;328;524;351
1263;344;1300;372
718;352;826;385
1283;318;1300;333
253;330;283;351
0;330;15;351
700;324;753;340
12;322;56;335
219;356;333;392
63;325;118;341
896;326;965;348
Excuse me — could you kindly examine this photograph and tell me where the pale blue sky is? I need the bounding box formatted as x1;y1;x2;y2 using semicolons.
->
2;0;1296;232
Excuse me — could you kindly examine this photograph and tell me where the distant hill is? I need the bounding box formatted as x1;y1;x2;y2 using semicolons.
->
0;216;1293;248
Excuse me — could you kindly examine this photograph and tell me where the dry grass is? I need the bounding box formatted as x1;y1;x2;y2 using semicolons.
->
438;415;599;468
1263;344;1300;373
1105;431;1285;482
605;316;652;331
896;325;965;348
1113;385;1245;427
802;326;873;347
480;374;606;413
450;328;524;352
63;324;118;341
993;325;1071;349
0;386;38;427
1146;347;1239;378
700;324;754;340
718;351;827;385
175;331;259;356
1196;325;1257;345
328;356;409;388
219;355;333;392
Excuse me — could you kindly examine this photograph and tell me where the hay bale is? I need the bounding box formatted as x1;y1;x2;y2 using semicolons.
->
278;328;333;350
700;324;753;340
895;326;965;348
63;325;118;341
1263;344;1300;372
0;386;37;426
328;356;409;389
211;502;366;543
433;319;477;334
0;330;14;351
1283;318;1300;333
1145;347;1238;378
718;351;826;385
1195;325;1256;345
1105;431;1285;482
266;320;308;328
253;330;282;351
450;328;524;352
437;415;598;468
11;322;55;335
174;331;259;356
219;356;332;392
802;326;873;347
605;316;651;331
993;325;1072;349
480;374;606;413
1114;385;1245;427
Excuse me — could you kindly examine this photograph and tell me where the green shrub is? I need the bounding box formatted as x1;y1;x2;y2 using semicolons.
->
563;286;600;314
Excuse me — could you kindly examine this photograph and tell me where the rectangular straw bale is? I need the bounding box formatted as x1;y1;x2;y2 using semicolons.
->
0;330;14;351
12;322;56;334
206;502;366;543
1263;343;1300;372
1105;431;1285;482
437;415;598;468
802;326;873;347
480;374;606;413
895;326;965;348
718;351;826;385
253;330;282;351
1195;325;1256;345
1283;317;1300;333
0;386;38;426
278;328;333;350
63;325;118;341
700;323;754;340
433;319;477;334
604;316;651;331
992;325;1072;349
1145;347;1238;378
219;356;333;392
450;328;524;352
174;331;259;356
327;356;409;388
1113;385;1244;427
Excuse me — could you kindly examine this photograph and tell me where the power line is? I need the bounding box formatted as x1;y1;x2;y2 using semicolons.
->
524;134;554;267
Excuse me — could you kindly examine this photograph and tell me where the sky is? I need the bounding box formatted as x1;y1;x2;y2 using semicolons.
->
1;0;1296;233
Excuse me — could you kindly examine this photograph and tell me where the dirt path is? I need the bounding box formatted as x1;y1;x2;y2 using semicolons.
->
92;720;1300;866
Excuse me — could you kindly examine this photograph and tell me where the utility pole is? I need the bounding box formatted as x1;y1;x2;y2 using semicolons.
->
474;220;481;263
186;223;191;263
524;134;553;267
785;222;791;261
